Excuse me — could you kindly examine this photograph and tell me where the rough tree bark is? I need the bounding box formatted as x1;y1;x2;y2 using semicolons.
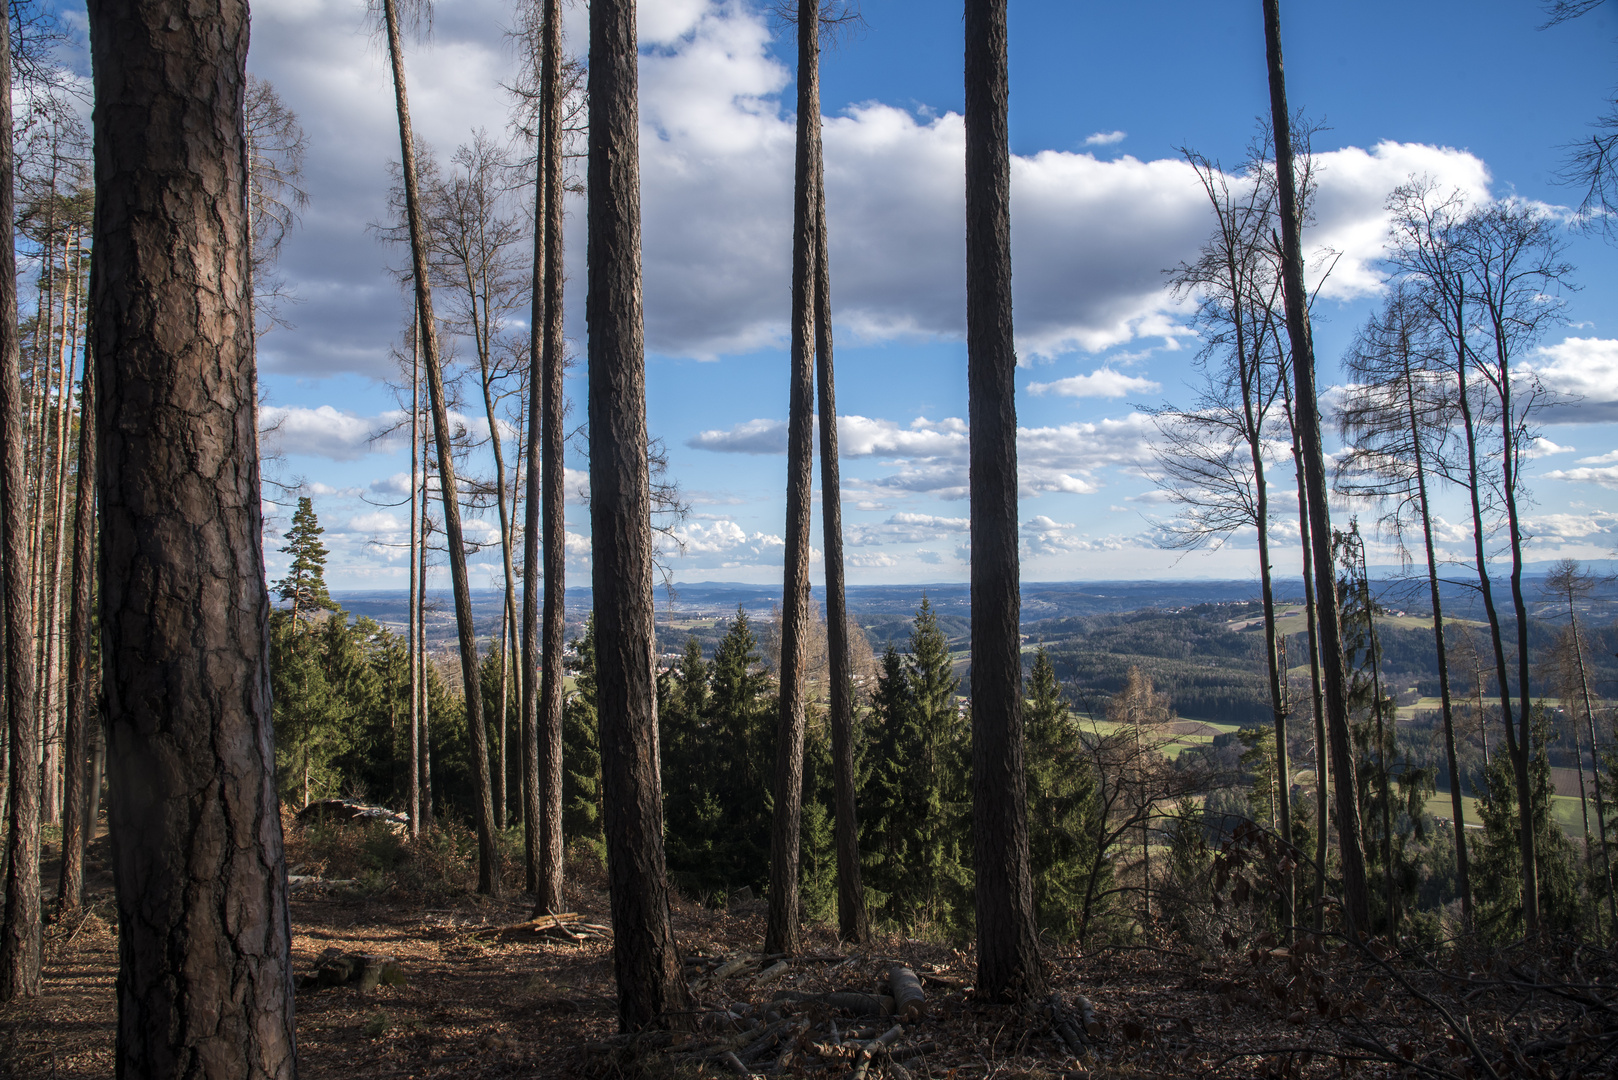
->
524;0;566;911
380;0;501;895
1261;0;1370;935
765;0;821;958
588;0;691;1031
0;0;42;1003
57;327;97;916
812;38;870;947
86;0;298;1071
965;0;1045;1001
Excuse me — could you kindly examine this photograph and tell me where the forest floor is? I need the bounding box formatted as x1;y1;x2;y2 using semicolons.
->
3;823;1616;1079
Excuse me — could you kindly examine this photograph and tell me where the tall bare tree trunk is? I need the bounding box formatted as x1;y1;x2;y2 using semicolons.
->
1568;611;1614;933
1291;433;1328;932
524;0;567;912
965;0;1045;1000
418;472;434;829
87;0;298;1070
408;312;421;839
1261;0;1370;935
380;0;501;895
812;46;869;948
766;0;821;958
589;0;691;1030
1401;350;1472;923
40;338;78;827
0;0;42;1003
1455;349;1534;930
57;332;96;916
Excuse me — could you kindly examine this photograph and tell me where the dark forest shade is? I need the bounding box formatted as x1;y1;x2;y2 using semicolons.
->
964;0;1046;1000
588;0;692;1031
86;0;297;1071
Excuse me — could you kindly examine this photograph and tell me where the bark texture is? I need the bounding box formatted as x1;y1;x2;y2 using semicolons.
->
765;0;821;958
87;0;298;1072
0;0;41;1003
381;0;501;895
588;0;691;1030
814;68;870;948
524;0;566;912
57;325;97;916
1261;0;1370;935
965;0;1045;1001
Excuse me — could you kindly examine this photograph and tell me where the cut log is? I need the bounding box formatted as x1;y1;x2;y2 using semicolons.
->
717;1050;749;1076
887;965;927;1021
755;959;790;985
356;953;394;993
1046;992;1088;1056
820;991;894;1016
849;1023;904;1080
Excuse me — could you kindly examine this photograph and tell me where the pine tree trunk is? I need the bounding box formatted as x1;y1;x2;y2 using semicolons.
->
381;0;501;895
40;339;79;827
87;0;297;1069
419;458;434;828
408;315;421;839
965;0;1045;1000
0;0;41;1002
524;0;567;913
813;57;870;946
766;0;822;959
1262;0;1370;936
57;334;96;916
589;0;691;1030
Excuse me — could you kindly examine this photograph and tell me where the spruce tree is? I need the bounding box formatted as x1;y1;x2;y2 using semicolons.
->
275;496;333;628
562;617;603;849
1024;647;1105;941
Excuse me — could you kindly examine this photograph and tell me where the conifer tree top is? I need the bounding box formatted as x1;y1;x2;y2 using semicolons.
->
276;496;334;620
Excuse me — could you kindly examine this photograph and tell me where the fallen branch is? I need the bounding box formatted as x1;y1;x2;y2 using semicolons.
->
887;965;927;1021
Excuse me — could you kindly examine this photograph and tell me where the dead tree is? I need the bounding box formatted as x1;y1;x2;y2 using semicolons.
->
377;0;501;894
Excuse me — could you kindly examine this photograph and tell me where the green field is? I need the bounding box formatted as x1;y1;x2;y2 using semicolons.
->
1071;716;1242;760
1423;792;1591;835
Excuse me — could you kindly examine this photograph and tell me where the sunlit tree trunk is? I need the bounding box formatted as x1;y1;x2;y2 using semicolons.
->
766;0;821;958
380;0;501;894
1262;0;1370;934
0;0;41;1003
589;0;691;1030
56;331;96;915
523;0;567;913
87;0;297;1069
812;35;869;945
408;309;421;838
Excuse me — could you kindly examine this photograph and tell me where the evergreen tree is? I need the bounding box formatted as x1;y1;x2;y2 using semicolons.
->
861;600;970;933
562;616;603;849
1475;704;1585;939
275;496;333;628
663;609;775;899
1024;647;1105;940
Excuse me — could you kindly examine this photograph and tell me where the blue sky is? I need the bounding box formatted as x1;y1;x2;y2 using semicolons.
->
233;0;1618;591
